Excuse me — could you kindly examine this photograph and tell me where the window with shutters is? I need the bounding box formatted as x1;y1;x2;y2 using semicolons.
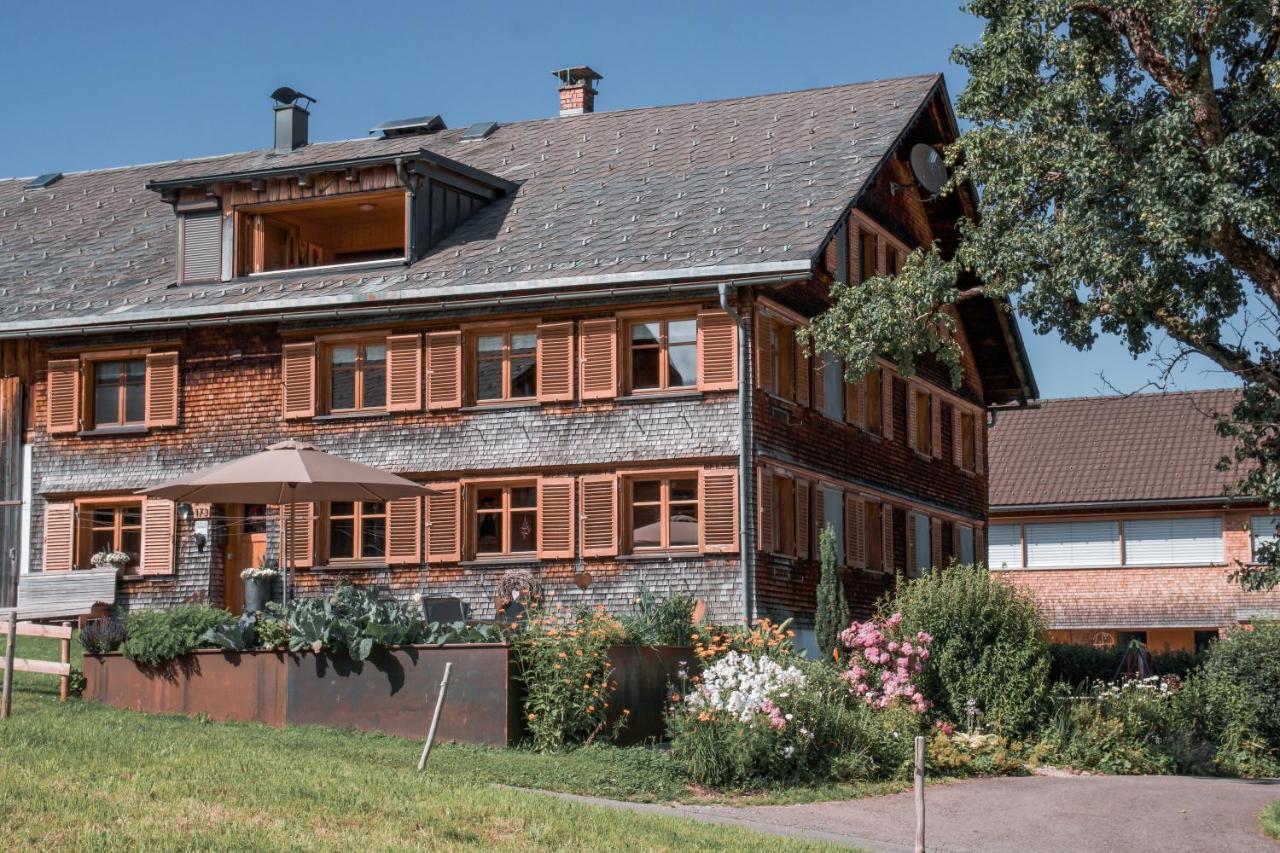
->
858;230;877;283
769;474;795;556
322;341;386;414
625;317;697;393
1123;517;1223;565
471;483;538;557
864;369;883;435
80;501;144;570
51;349;182;435
765;318;795;400
472;330;537;403
233;191;407;276
988;523;1023;568
89;359;146;428
958;410;977;470
626;475;699;552
325;501;387;563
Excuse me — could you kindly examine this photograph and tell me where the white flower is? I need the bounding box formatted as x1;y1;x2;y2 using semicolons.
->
684;651;807;722
412;592;423;604
782;745;796;758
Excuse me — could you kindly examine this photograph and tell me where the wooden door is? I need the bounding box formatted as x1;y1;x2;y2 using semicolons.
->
223;504;268;614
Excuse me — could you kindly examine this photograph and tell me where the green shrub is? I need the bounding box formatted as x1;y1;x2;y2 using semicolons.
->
619;585;696;646
814;525;849;663
121;605;235;667
514;608;625;752
67;665;86;697
1186;622;1280;774
886;564;1049;736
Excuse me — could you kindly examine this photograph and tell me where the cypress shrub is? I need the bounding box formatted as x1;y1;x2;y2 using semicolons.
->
813;525;849;662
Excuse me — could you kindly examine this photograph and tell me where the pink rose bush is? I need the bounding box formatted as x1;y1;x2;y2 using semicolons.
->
839;612;932;714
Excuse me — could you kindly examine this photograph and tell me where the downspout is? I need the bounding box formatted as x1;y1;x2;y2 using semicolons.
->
394;157;416;263
719;282;754;626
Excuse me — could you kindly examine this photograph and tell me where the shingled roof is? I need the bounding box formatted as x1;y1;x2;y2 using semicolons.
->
0;74;942;334
989;389;1249;509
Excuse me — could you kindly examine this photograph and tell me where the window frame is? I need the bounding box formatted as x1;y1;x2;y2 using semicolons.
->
469;480;539;559
1251;515;1280;562
324;500;389;564
77;499;145;571
865;501;885;572
623;316;699;395
770;474;796;556
959;410;977;471
993;515;1227;570
86;357;147;429
624;472;701;553
470;327;539;405
321;339;388;415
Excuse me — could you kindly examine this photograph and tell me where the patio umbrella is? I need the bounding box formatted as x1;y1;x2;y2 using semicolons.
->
138;440;429;605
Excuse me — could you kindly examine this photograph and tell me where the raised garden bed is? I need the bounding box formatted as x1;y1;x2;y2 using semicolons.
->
83;644;691;747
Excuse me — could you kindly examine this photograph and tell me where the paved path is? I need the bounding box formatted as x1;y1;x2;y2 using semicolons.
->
548;775;1280;852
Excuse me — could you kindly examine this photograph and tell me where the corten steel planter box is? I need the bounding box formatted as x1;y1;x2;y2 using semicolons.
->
606;645;694;745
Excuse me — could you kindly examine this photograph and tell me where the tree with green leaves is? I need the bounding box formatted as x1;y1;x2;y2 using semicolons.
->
809;1;1280;589
814;525;850;662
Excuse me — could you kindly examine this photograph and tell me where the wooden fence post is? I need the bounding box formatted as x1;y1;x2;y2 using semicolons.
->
418;661;453;771
914;734;925;853
59;621;71;702
1;611;15;720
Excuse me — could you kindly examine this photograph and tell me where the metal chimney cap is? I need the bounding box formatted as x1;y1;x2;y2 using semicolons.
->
270;86;317;108
552;66;603;87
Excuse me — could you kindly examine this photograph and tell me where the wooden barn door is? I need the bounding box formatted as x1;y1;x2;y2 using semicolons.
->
0;377;22;608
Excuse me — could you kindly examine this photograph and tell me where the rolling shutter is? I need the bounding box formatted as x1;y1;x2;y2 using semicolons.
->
385;496;422;565
385;334;423;412
578;319;617;400
579;474;618;557
1025;520;1119;568
1123;517;1223;565
699;468;738;553
537;476;576;558
140;498;176;575
42;502;75;572
757;469;775;554
696;310;737;391
278;502;315;569
987;523;1022;569
425;331;462;410
144;352;180;428
536;322;575;403
846;493;865;569
180;211;222;283
281;342;317;419
46;359;81;435
425;483;461;563
794;478;810;559
881;368;895;441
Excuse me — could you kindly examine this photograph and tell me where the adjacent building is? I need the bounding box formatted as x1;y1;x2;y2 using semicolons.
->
988;389;1280;653
0;70;1033;638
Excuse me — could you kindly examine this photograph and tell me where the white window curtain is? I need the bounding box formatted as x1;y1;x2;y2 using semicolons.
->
1123;517;1222;566
821;485;844;565
988;523;1022;568
958;524;975;564
914;513;932;575
1025;521;1120;568
1250;516;1279;561
821;353;844;420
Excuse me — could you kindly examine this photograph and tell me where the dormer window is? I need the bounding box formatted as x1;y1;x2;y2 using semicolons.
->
234;191;406;276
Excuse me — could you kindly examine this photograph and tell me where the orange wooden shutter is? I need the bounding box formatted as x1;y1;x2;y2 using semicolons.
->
793;337;810;407
907;387;919;451
277;502;314;569
140;498;176;575
578;318;617;400
42;502;75;571
536;322;575;403
46;358;80;435
537;476;576;558
386;333;423;412
882;504;895;571
697;310;738;391
143;351;180;428
846;377;866;428
425;483;461;563
386;496;422;565
281;342;317;419
794;478;810;559
906;512;917;574
952;406;964;467
698;468;738;553
757;468;775;554
755;313;774;395
579;474;618;557
881;367;895;441
931;396;943;459
425;331;462;410
846;493;865;569
975;418;986;474
976;526;986;566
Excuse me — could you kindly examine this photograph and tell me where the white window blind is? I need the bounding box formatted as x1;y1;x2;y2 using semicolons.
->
821;485;844;564
958;524;975;564
821;353;844;420
988;523;1022;568
1250;516;1279;561
913;513;932;575
1123;517;1222;566
1025;521;1120;568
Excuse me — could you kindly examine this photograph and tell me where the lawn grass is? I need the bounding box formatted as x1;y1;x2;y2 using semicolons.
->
0;635;852;850
1261;801;1280;841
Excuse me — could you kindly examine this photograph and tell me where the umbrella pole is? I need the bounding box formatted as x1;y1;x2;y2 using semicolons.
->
284;485;296;608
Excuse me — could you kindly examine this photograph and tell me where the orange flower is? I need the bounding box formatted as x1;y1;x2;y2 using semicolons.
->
528;713;537;720
670;693;681;703
622;708;631;716
586;705;595;713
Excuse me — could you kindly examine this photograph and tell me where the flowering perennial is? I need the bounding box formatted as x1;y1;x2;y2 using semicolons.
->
684;651;807;723
840;612;932;714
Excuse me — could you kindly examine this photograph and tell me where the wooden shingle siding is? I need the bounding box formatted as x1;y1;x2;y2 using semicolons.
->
696;310;737;391
143;352;180;428
578;318;617;400
42;503;75;571
699;468;738;553
425;483;461;563
579;473;618;557
385;334;423;412
536;322;575;403
46;359;80;434
281;342;316;419
140;499;176;575
179;211;222;283
425;331;462;410
536;476;575;558
385;496;421;565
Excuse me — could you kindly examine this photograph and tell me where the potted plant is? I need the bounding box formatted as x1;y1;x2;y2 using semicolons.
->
240;556;279;614
90;548;133;573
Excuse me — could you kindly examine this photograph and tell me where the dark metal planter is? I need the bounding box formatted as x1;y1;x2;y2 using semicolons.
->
243;578;272;614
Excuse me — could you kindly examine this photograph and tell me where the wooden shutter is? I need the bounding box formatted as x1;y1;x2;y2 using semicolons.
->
975;418;986;474
46;358;80;435
426;331;462;410
42;502;75;571
537;476;575;558
907;387;919;451
847;493;865;569
793;337;810;407
846;377;866;428
882;504;895;571
697;310;737;391
537;322;575;403
578;319;617;400
814;487;825;553
794;478;810;559
140;498;176;575
931;517;943;570
976;526;987;566
386;333;423;412
699;468;738;553
952;406;964;467
931;396;943;459
906;512;917;574
386;496;422;565
579;474;618;557
881;367;895;441
755;313;774;395
281;342;317;419
757;468;775;554
425;483;461;563
180;211;222;283
144;351;180;428
278;502;314;569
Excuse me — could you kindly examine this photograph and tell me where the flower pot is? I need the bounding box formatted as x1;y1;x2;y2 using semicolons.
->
243;577;273;614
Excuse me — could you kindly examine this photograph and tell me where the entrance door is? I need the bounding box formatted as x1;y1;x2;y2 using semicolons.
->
223;504;268;614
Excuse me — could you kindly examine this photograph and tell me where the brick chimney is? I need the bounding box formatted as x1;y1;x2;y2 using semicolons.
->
552;66;603;116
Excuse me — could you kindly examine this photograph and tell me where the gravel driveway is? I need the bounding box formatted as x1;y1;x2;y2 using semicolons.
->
550;775;1280;851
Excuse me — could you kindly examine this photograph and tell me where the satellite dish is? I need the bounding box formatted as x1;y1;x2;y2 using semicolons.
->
909;143;948;195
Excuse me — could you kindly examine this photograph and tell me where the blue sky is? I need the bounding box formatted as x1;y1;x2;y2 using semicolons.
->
0;0;1236;399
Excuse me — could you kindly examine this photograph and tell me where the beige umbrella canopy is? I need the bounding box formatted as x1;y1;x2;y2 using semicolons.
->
139;440;428;604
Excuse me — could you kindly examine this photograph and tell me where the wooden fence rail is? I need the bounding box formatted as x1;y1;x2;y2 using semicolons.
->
0;618;73;718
